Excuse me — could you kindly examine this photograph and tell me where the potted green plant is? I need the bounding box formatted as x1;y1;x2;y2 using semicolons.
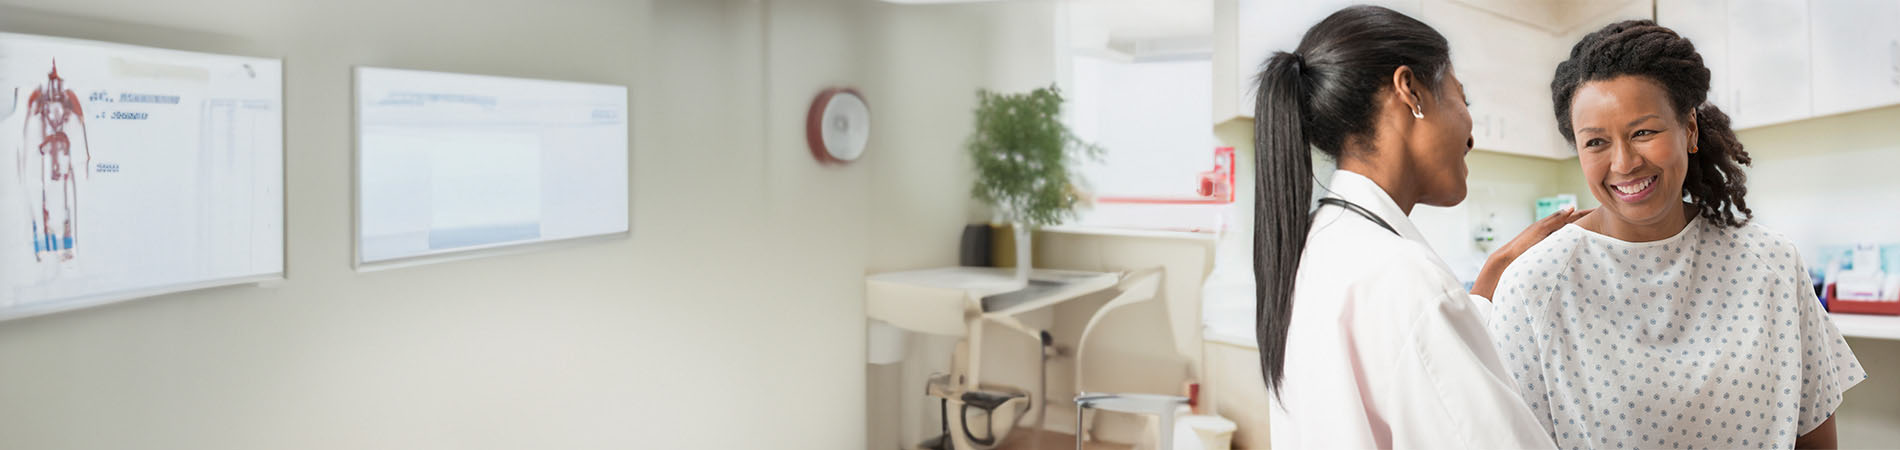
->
967;85;1101;283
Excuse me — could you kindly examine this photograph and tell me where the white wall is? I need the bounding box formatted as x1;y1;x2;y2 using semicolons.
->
861;3;999;447
1410;151;1586;283
0;0;1014;448
1737;105;1900;258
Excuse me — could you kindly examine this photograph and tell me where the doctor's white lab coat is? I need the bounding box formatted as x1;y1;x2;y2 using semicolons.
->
1266;170;1555;450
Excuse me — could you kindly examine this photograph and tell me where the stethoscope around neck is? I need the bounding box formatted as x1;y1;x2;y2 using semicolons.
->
1316;197;1399;236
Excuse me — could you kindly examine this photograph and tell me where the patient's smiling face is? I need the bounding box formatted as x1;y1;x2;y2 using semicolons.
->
1568;76;1695;237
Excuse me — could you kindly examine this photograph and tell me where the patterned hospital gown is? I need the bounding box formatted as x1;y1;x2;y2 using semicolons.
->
1490;216;1865;450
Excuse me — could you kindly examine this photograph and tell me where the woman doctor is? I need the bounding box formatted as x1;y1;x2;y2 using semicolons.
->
1253;6;1586;448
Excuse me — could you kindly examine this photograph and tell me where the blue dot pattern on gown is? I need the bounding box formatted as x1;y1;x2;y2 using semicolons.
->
1488;216;1866;450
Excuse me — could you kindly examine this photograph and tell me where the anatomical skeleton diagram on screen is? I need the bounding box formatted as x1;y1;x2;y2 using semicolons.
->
18;60;90;263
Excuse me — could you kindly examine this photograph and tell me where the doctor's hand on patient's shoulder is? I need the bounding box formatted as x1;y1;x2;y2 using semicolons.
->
1469;208;1593;301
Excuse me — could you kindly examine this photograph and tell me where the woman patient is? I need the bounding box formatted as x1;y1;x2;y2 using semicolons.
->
1489;20;1865;449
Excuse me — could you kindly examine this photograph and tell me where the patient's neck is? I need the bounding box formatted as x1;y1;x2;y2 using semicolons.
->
1583;201;1696;243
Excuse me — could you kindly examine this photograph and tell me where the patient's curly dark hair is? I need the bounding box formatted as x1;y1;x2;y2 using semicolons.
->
1552;19;1752;228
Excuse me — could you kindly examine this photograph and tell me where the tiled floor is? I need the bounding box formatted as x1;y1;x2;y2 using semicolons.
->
993;429;1133;450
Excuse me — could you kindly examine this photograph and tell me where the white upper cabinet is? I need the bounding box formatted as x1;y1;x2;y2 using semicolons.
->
1659;0;1900;129
1725;0;1813;129
1422;0;1567;159
1423;0;1651;159
1809;0;1900;117
1661;0;1812;129
1656;0;1735;114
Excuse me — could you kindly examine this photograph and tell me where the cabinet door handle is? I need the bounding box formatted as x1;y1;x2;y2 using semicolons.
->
1890;40;1899;86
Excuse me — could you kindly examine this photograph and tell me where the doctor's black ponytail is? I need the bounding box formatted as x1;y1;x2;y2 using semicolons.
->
1254;5;1451;392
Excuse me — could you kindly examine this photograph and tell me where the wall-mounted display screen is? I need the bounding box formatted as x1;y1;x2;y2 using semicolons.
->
354;67;628;268
0;32;285;320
